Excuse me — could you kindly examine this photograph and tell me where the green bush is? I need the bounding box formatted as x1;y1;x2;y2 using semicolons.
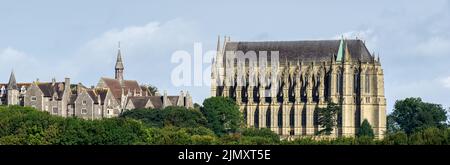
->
121;106;207;128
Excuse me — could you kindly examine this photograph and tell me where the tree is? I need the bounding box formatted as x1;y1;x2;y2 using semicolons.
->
120;106;207;128
240;128;280;145
391;97;447;134
358;119;375;139
147;84;158;95
387;114;401;134
316;102;341;135
0;106;147;145
201;97;242;136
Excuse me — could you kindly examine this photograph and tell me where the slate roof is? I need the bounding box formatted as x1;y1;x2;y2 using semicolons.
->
37;82;66;98
100;77;141;100
128;97;151;109
96;89;108;104
7;72;17;90
86;90;99;104
148;96;163;109
223;39;374;64
168;96;179;105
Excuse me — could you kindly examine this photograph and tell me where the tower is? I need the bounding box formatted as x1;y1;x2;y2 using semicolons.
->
7;71;19;105
115;42;124;82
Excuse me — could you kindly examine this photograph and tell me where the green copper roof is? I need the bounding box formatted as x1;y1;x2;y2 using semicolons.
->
336;39;344;63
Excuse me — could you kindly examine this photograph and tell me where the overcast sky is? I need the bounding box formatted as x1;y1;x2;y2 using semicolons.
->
1;0;450;113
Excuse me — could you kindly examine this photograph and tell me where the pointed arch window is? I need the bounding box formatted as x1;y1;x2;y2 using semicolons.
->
354;70;359;94
336;71;343;95
365;71;370;94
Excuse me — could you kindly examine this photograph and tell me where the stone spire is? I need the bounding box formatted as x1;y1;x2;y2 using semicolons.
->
115;42;124;81
217;35;221;52
336;38;344;63
7;70;17;90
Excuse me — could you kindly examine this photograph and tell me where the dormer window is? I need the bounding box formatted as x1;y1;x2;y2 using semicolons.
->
82;100;87;105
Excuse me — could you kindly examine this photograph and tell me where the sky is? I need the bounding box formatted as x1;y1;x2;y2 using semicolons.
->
1;0;450;113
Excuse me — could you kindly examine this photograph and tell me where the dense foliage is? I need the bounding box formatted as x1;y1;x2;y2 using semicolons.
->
201;97;242;136
1;96;449;145
316;102;341;135
390;97;447;134
358;119;375;138
121;106;207;128
0;106;146;145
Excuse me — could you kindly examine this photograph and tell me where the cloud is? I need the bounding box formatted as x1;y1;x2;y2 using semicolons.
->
416;37;450;56
0;47;43;82
59;19;199;81
440;76;450;89
54;19;210;103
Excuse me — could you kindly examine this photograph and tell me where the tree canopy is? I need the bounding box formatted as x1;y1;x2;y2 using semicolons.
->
120;106;207;128
390;97;447;134
201;97;242;136
316;101;342;135
358;119;375;139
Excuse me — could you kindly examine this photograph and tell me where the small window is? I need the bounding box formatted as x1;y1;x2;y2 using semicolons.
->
107;109;113;115
81;108;87;114
31;96;37;101
52;107;58;114
82;100;87;105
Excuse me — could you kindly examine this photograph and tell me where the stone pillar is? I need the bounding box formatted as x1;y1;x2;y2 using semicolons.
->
294;104;302;135
305;104;314;135
318;69;325;104
247;105;254;127
259;104;267;128
236;86;242;105
283;104;291;135
270;102;279;134
247;86;253;104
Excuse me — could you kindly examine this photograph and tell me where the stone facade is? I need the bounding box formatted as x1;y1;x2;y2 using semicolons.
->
1;44;193;119
0;72;29;106
211;36;386;138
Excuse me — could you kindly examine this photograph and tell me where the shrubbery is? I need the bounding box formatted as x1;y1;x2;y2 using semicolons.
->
1;96;449;145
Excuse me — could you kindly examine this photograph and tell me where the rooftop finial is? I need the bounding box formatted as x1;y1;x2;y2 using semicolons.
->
118;41;121;50
217;35;221;52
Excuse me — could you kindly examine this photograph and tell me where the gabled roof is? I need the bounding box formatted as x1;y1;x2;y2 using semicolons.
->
7;71;17;90
223;39;374;64
128;97;151;109
37;82;66;98
99;77;142;100
168;96;179;106
86;90;99;104
148;96;163;109
99;77;123;100
95;89;108;104
123;80;141;92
